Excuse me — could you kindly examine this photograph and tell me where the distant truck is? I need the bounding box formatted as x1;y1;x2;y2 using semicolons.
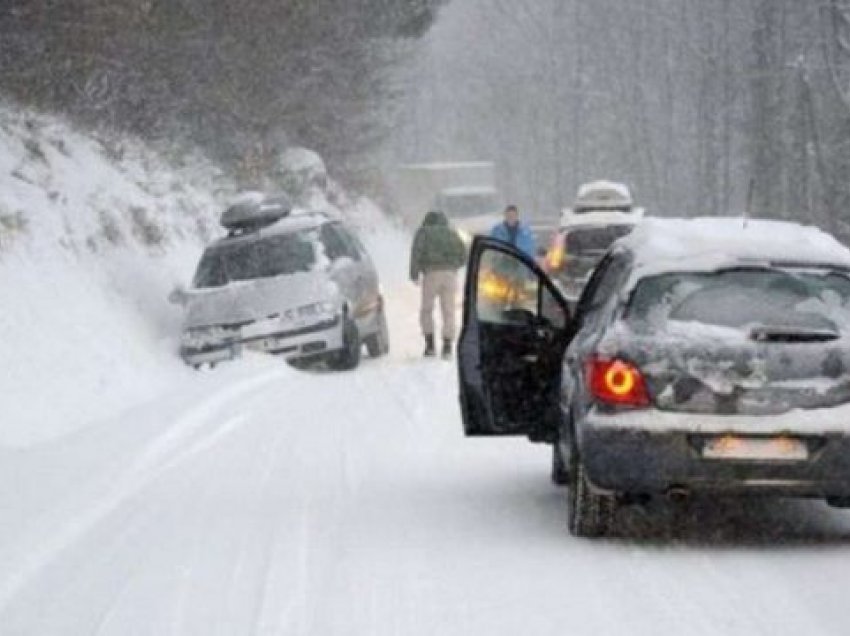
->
392;162;502;239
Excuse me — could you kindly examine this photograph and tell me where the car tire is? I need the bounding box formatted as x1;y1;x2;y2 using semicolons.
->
827;496;850;508
568;459;615;538
330;317;361;371
551;443;569;486
365;304;390;358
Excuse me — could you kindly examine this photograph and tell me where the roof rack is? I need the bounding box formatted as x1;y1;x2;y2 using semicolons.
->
221;192;292;236
574;181;633;212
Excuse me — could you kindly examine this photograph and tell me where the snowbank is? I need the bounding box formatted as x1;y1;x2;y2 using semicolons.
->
0;107;230;445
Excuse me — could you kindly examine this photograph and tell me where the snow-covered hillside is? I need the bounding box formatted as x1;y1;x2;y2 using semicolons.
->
0;107;227;445
0;106;389;446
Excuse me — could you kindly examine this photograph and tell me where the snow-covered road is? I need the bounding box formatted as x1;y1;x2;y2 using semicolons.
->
4;279;850;636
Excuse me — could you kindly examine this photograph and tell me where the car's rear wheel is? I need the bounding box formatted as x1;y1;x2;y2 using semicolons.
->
365;304;390;358
329;317;361;370
568;459;615;538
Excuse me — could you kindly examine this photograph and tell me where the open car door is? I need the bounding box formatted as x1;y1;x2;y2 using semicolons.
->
458;236;573;441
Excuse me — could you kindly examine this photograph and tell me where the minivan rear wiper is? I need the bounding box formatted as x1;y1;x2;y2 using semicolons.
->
749;326;840;343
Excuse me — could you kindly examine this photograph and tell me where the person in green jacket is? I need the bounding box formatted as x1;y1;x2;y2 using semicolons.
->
409;210;468;358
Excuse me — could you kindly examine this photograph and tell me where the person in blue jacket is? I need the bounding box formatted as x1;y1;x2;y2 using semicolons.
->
490;204;536;258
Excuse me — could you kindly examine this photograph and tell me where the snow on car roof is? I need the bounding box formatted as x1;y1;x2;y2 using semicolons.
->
574;180;633;210
620;216;850;284
220;191;293;230
577;180;631;200
212;209;329;247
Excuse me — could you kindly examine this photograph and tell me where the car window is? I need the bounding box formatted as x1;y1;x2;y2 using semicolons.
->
193;230;317;288
576;254;623;309
627;268;850;332
476;247;567;329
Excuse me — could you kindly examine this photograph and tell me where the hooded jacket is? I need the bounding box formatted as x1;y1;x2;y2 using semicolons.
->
409;211;467;281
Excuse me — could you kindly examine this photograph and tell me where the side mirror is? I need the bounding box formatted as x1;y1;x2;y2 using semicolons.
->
168;285;188;306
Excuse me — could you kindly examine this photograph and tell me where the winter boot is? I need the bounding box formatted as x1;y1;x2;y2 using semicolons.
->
441;339;453;360
423;334;436;357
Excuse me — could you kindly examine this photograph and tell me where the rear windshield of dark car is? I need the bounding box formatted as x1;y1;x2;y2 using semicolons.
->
193;230;317;288
627;268;850;332
564;225;634;254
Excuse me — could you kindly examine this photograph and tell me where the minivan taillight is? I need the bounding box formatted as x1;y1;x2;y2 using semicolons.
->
546;232;567;271
585;357;650;408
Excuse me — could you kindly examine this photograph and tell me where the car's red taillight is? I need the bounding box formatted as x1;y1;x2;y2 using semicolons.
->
585;357;650;408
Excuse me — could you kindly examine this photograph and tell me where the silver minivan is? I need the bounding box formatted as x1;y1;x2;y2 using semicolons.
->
172;193;389;370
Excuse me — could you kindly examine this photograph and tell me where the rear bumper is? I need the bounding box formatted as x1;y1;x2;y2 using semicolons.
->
181;317;342;366
578;407;850;498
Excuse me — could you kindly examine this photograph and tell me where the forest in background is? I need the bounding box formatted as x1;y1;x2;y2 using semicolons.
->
397;0;850;240
0;0;445;189
3;1;850;237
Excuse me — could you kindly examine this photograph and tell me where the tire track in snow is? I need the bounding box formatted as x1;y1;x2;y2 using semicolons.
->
0;368;284;614
251;380;357;636
214;397;302;636
0;461;180;634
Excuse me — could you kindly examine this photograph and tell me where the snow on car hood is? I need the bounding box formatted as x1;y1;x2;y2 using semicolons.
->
183;270;339;329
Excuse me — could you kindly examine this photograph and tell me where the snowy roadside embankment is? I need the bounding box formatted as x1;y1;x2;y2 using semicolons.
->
0;105;403;446
0;107;227;445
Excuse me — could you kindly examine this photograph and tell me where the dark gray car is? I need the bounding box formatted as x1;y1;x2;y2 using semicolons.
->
458;217;850;538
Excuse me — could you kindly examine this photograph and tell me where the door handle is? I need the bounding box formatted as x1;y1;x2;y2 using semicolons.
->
522;354;539;363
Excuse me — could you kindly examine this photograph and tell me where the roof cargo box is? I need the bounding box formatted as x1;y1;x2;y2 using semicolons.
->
221;192;292;232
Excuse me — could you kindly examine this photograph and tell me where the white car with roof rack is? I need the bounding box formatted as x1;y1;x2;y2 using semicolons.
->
171;192;389;370
545;180;644;304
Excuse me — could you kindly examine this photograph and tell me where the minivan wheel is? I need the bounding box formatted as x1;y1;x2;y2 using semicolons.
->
568;459;615;538
827;496;850;508
330;317;361;370
365;305;390;358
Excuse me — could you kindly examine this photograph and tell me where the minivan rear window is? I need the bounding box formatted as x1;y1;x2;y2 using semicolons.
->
565;225;634;254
